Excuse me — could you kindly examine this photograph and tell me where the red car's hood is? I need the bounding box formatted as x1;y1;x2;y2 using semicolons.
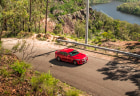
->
72;53;87;59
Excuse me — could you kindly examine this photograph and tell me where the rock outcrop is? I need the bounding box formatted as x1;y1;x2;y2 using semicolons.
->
57;8;93;34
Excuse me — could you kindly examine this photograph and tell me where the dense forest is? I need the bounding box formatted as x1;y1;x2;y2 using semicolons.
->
90;0;110;4
117;1;140;16
0;0;85;39
117;0;140;2
0;0;140;44
90;0;140;4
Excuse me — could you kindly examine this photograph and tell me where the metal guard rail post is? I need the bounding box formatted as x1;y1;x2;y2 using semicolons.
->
57;39;140;59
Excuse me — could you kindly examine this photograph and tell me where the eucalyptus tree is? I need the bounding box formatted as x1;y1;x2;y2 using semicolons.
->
45;0;49;34
9;0;29;34
0;5;2;41
1;0;11;31
29;0;32;32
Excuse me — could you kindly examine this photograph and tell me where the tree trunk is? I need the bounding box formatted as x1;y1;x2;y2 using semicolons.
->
29;0;32;32
0;30;2;42
13;18;16;36
35;21;36;32
39;19;40;33
45;0;48;34
23;19;24;31
4;19;7;31
20;18;22;31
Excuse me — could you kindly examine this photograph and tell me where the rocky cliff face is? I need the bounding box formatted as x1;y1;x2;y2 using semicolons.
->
57;8;93;34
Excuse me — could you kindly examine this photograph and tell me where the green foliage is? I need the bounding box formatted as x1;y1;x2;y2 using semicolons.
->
0;67;10;77
17;31;34;38
117;0;140;2
86;10;140;41
75;20;85;38
90;0;110;4
11;61;30;77
92;36;102;44
4;49;12;54
53;24;63;34
31;72;59;95
65;89;80;96
1;0;140;42
49;0;85;17
101;30;114;41
117;2;140;16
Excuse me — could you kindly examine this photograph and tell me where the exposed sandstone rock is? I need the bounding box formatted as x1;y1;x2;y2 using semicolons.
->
57;36;67;40
44;33;52;39
36;33;44;38
57;8;93;34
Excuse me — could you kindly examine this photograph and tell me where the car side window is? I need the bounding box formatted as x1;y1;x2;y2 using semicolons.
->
65;52;68;56
60;52;68;56
60;52;65;55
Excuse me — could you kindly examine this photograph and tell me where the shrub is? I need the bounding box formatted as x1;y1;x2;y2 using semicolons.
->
0;68;10;77
53;24;63;34
31;72;59;95
11;61;30;77
17;31;33;38
75;20;85;38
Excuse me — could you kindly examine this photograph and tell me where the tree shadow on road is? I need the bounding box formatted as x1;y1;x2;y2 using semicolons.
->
49;59;81;67
32;50;57;59
97;57;140;96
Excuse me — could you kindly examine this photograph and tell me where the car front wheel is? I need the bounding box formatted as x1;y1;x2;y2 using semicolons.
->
57;57;61;61
73;60;77;65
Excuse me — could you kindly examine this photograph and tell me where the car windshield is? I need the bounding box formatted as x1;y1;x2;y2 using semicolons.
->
69;50;79;56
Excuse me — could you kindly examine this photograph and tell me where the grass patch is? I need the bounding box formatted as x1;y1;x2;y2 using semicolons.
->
31;71;59;95
66;89;80;96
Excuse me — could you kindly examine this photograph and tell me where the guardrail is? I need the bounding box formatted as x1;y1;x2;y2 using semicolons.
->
57;39;140;59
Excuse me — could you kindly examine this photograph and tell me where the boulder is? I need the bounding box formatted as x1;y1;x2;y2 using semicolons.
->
57;36;67;40
36;33;44;38
44;33;53;42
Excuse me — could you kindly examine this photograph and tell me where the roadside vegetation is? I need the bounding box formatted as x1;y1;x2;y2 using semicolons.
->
117;1;140;16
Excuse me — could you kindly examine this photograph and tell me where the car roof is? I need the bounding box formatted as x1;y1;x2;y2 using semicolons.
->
60;48;74;53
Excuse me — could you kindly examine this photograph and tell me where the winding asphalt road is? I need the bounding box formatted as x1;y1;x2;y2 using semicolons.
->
2;38;138;96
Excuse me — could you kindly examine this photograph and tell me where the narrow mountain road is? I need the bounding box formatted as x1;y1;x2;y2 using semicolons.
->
2;38;138;96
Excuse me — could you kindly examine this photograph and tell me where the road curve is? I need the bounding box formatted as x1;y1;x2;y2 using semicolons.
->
2;38;138;96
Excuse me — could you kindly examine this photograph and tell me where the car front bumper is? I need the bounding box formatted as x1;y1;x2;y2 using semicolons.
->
77;59;87;64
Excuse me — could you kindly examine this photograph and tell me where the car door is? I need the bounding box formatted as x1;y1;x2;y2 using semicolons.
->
64;52;69;62
66;53;73;63
59;52;65;61
63;52;68;62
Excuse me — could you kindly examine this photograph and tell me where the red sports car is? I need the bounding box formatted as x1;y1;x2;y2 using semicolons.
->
55;48;88;65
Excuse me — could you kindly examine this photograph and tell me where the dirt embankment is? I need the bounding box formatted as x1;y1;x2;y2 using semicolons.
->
101;41;140;55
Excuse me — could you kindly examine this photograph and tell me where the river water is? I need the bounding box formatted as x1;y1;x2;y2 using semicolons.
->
91;0;140;25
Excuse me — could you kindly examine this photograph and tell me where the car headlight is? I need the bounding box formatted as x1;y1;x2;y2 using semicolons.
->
75;59;81;61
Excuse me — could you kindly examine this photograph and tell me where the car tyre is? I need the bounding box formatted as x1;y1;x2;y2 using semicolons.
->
73;60;77;65
57;57;61;61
